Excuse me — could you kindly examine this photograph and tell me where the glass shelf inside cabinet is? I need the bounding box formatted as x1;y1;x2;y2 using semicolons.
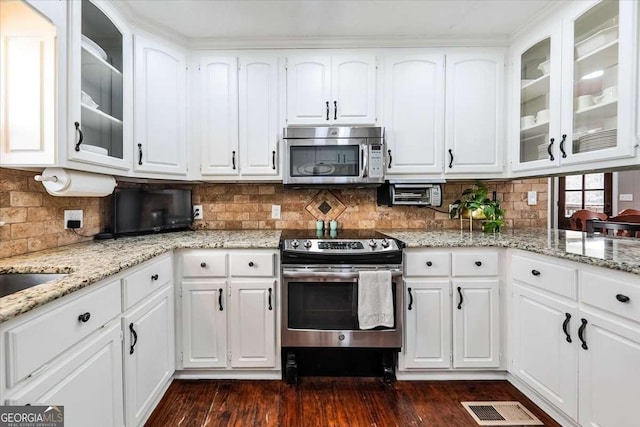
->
79;0;123;159
520;38;551;164
572;1;619;156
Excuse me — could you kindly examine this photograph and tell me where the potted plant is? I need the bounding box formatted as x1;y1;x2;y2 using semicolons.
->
449;182;505;233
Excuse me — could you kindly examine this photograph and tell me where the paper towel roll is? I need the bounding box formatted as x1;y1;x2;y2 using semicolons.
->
37;167;117;197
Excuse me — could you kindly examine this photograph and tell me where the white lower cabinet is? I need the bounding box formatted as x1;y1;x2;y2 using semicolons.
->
123;284;174;427
181;282;228;368
452;279;500;368
512;284;578;420
229;280;276;368
5;323;124;427
578;309;640;427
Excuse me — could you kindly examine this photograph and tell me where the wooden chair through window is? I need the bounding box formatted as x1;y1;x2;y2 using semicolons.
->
617;208;640;216
569;210;608;232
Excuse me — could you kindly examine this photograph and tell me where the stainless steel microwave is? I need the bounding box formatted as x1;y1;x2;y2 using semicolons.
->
282;127;385;185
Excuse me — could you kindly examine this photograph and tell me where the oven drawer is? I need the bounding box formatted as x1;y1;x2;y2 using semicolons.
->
404;251;450;277
230;252;275;277
451;252;499;277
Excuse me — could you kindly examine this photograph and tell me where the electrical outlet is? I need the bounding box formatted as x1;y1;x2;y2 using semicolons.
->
527;191;537;205
448;203;459;214
271;205;281;219
64;209;83;229
193;205;203;220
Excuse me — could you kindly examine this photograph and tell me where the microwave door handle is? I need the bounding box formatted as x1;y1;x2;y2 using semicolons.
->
361;145;368;177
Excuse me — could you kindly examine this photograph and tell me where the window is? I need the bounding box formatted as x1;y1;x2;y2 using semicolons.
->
558;173;612;229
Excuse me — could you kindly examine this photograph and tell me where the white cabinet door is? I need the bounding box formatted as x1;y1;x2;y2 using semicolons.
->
0;0;61;166
578;309;640;427
445;51;504;174
229;280;276;368
239;56;279;177
452;279;500;368
285;56;331;125
331;55;376;125
512;284;578;420
5;324;124;427
133;33;187;175
402;280;451;369
181;282;228;368
124;285;174;427
383;54;445;175
200;56;239;176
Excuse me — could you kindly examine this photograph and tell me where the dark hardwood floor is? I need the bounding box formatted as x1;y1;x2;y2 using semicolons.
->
145;378;560;426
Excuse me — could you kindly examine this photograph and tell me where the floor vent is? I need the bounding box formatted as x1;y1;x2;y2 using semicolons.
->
461;401;543;426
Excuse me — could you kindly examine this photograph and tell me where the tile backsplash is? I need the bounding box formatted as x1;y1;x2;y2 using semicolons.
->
1;166;547;258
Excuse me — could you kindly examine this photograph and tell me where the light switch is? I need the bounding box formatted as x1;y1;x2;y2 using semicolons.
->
619;194;633;202
527;191;537;205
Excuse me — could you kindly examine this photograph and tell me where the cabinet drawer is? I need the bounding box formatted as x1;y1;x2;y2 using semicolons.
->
182;251;227;278
229;252;275;277
404;252;450;277
123;255;172;310
511;254;577;299
451;252;498;277
581;271;640;323
6;279;121;388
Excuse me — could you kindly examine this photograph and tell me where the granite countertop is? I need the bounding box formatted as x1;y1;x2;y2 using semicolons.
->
0;230;281;323
382;228;640;276
2;228;639;324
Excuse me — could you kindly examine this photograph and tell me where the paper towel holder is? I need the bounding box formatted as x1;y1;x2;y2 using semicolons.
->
34;175;59;183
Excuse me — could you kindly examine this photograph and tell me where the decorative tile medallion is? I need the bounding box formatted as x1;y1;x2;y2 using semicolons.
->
305;190;346;221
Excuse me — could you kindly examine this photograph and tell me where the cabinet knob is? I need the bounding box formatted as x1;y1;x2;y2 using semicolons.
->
475;261;482;267
531;269;541;276
151;274;159;281
78;312;91;323
426;261;433;267
248;261;255;267
200;262;207;268
616;294;630;303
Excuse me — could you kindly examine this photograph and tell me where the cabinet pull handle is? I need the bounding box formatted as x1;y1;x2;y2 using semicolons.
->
218;288;223;311
457;287;464;309
475;261;482;267
448;149;454;168
268;287;273;310
531;269;541;276
129;323;138;355
616;294;630;303
138;143;143;165
562;313;572;343
151;274;159;281
387;149;392;168
426;261;433;267
74;122;84;152
248;261;255;267
232;151;236;170
578;318;588;350
547;138;555;161
272;150;276;170
559;134;567;158
407;287;413;310
334;101;337;120
200;262;207;268
326;101;330;120
78;312;91;323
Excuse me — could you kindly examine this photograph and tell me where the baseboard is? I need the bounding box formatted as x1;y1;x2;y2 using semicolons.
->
506;373;578;427
396;370;507;381
173;370;282;380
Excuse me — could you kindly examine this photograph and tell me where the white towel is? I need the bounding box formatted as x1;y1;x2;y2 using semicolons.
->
358;270;394;329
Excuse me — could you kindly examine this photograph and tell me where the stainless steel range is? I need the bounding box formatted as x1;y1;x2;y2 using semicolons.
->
280;230;403;383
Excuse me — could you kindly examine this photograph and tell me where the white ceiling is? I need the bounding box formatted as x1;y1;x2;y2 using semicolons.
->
117;0;556;43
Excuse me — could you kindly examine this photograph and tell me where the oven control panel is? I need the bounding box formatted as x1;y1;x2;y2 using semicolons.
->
283;238;400;253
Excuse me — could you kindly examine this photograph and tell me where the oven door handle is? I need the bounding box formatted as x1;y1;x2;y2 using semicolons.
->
282;269;402;279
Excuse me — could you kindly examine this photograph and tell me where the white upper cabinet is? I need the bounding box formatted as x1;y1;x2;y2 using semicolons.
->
286;55;376;125
445;50;505;174
0;0;62;167
68;0;131;171
199;56;239;176
133;32;187;175
239;56;280;176
383;54;445;176
511;0;638;174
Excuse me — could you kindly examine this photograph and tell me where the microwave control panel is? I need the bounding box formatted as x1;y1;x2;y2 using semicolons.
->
369;145;384;178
